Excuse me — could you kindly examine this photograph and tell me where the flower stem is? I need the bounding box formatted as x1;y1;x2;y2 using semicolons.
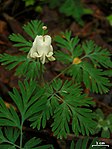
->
20;122;23;149
39;61;44;86
50;64;73;83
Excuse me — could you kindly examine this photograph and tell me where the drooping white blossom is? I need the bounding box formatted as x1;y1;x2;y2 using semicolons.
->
27;35;55;64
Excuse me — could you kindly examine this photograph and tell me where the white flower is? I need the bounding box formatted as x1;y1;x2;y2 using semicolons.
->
27;35;55;64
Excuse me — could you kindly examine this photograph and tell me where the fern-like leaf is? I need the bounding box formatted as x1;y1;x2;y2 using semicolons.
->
9;80;46;123
24;137;41;148
55;31;82;64
82;40;112;68
55;31;112;94
0;54;26;70
0;53;40;79
23;20;47;39
0;127;19;149
4;127;20;143
9;33;32;52
72;108;96;136
24;137;53;149
0;98;20;128
70;137;106;149
52;80;95;138
29;79;95;138
30;83;59;129
52;103;70;139
43;79;95;138
9;20;47;52
68;62;111;94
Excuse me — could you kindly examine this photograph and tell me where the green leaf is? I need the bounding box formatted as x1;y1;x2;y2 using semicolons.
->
55;50;72;64
24;137;53;149
81;62;111;94
48;79;96;138
31;79;92;138
72;108;96;136
30;83;59;130
39;96;59;129
55;31;80;64
0;54;26;70
23;0;36;6
75;138;82;149
4;127;20;143
68;62;111;94
103;70;112;77
16;59;40;79
51;79;82;97
0;53;40;79
9;88;24;116
24;137;42;148
107;114;112;122
82;40;112;68
9;20;47;52
95;109;104;119
0;127;19;149
107;14;112;25
0;128;6;143
55;31;80;51
71;137;106;149
52;103;70;139
0;98;20;128
70;141;75;149
55;31;111;94
9;33;32;52
101;129;110;138
9;80;46;123
23;20;47;39
73;44;83;58
0;144;16;149
54;31;72;49
67;64;83;82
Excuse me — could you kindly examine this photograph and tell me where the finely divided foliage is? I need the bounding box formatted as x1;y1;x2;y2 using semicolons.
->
30;79;96;139
70;137;106;149
9;33;32;52
0;127;19;149
0;98;20;128
9;20;46;52
9;80;46;121
0;80;52;148
55;31;112;94
0;20;111;147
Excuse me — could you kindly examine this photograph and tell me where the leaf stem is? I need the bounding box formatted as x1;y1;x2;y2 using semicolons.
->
20;122;23;148
80;55;89;60
4;140;21;148
50;64;73;83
